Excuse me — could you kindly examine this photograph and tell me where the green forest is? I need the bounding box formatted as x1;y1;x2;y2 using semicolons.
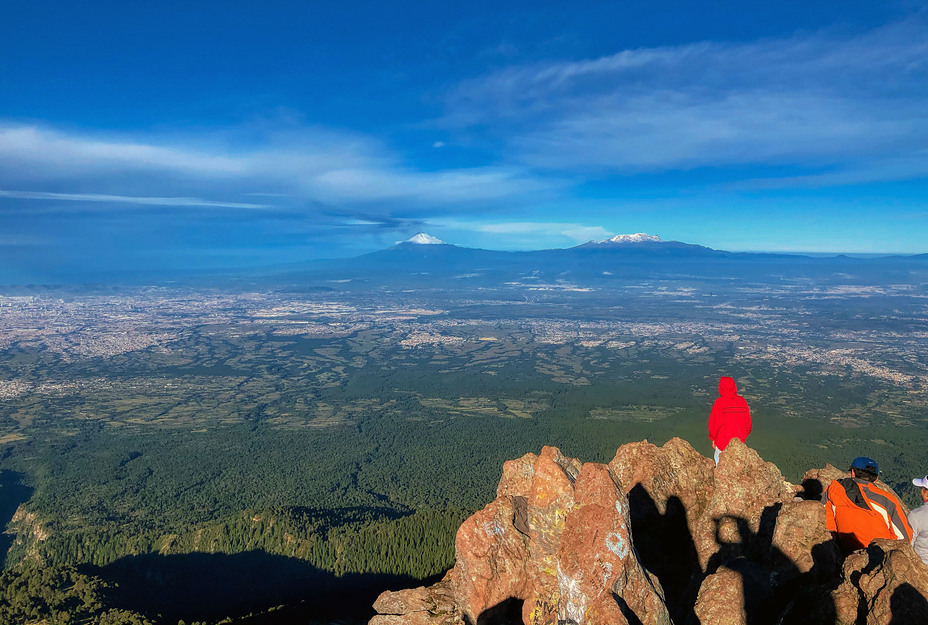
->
4;390;927;623
2;285;928;624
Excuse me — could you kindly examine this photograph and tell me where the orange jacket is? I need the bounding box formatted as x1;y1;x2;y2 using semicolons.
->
825;477;913;552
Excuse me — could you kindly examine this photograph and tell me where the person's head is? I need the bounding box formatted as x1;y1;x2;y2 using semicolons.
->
850;456;879;482
913;476;928;503
718;376;737;396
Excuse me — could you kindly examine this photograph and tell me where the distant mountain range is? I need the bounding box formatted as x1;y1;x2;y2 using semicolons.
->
384;231;722;257
388;231;766;257
14;233;924;290
268;232;927;290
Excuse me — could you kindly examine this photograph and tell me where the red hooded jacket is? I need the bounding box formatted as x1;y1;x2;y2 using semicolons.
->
708;376;752;450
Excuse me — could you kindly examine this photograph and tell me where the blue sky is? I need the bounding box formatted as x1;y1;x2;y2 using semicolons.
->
1;1;927;280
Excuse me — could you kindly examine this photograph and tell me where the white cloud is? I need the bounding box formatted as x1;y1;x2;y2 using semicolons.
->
0;123;556;209
0;190;268;209
0;125;248;178
560;225;613;242
313;166;552;203
444;19;928;185
438;220;612;243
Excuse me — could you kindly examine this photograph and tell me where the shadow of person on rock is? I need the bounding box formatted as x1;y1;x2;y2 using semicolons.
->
889;582;928;624
705;507;837;625
798;478;826;503
474;597;523;625
706;513;781;625
627;482;839;625
627;485;703;624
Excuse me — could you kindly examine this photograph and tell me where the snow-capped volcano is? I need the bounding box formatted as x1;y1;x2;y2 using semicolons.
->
574;233;718;255
593;233;662;244
403;232;446;245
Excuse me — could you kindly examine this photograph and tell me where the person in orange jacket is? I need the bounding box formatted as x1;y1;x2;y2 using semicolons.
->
825;456;912;554
708;376;752;464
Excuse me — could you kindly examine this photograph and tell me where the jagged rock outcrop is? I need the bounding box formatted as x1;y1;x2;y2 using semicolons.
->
371;439;928;625
832;538;928;625
608;438;840;625
451;446;670;624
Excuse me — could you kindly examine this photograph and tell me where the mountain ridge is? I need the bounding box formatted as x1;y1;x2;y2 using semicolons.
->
296;231;928;290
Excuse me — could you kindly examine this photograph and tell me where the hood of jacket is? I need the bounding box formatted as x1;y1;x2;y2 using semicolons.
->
718;376;738;396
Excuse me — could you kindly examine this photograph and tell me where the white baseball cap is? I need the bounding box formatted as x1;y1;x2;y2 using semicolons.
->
913;476;928;489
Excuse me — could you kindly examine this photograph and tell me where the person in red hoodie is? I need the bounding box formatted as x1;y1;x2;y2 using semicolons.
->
708;376;752;464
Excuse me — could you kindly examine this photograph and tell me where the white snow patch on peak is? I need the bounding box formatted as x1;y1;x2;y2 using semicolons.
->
605;233;662;243
585;233;662;245
404;232;446;245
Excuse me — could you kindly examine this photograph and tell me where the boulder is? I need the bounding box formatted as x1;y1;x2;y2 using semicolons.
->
451;446;671;625
800;463;847;502
692;567;748;625
371;578;463;625
832;538;928;625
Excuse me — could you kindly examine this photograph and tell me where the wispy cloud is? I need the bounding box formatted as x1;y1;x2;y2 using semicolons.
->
444;19;928;186
724;153;928;190
0;123;556;209
0;190;268;209
436;220;612;243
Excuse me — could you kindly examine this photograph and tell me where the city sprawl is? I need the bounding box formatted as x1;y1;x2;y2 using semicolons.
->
1;279;926;440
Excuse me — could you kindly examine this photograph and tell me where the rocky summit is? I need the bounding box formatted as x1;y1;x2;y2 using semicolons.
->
370;438;928;625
